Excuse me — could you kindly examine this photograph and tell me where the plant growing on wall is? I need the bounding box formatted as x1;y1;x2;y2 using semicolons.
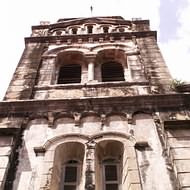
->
170;79;185;91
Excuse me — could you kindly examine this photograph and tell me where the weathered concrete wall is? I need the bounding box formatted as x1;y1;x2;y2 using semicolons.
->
137;36;172;92
134;114;175;190
34;83;150;99
166;127;190;189
10;115;141;190
4;43;46;100
0;136;13;190
9;113;185;190
1;16;189;190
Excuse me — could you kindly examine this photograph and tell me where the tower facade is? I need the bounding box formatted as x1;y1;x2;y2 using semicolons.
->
0;16;190;190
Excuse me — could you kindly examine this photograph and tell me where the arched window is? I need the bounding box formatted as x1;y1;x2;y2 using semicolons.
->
58;64;81;84
96;140;123;190
103;158;120;190
72;28;78;34
87;25;93;34
118;28;125;32
103;26;109;33
101;62;125;82
61;160;80;190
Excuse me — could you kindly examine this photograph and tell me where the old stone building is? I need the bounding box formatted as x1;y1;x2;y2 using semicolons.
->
0;16;190;190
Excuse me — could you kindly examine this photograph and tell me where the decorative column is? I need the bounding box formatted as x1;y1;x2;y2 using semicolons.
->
86;54;96;82
85;140;96;190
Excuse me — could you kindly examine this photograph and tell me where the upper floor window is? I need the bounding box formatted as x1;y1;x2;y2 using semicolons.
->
56;30;62;35
118;28;125;33
103;26;109;33
103;159;119;190
61;160;80;190
101;62;125;82
58;64;81;84
87;25;93;34
72;28;78;34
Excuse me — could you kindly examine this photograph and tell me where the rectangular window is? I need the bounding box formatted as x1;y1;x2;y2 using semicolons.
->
105;165;117;181
103;164;119;190
64;166;77;182
87;25;93;34
61;162;79;190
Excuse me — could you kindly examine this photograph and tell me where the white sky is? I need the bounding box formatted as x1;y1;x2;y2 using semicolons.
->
0;0;190;100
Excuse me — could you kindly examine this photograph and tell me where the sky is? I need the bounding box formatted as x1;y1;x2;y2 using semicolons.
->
0;0;190;100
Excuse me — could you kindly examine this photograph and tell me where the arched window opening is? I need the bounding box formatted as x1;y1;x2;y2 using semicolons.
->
103;26;109;33
58;64;81;84
103;159;119;190
56;30;62;35
101;62;125;82
118;28;125;33
87;25;93;34
50;142;84;190
96;140;123;190
72;28;78;34
61;160;79;190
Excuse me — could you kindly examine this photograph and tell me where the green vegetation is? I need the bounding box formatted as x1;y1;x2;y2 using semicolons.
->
170;79;185;91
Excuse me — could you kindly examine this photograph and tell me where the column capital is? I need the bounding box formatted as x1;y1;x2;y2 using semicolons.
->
85;53;96;61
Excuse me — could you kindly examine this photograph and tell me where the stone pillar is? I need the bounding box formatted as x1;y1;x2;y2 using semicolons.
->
86;54;96;82
88;62;95;81
85;140;96;190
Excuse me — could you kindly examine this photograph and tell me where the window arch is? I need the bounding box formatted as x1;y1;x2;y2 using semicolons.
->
101;62;125;82
95;140;123;190
57;64;81;84
50;142;85;190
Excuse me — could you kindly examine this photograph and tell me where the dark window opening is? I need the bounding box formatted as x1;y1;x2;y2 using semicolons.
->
118;28;125;32
103;26;109;33
58;64;81;84
64;166;77;182
105;165;117;181
56;30;62;35
64;185;76;190
72;28;77;34
87;25;93;34
101;62;125;82
106;184;118;190
62;160;79;190
103;159;119;190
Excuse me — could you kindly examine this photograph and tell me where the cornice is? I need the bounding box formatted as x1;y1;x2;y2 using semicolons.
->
25;31;157;44
0;93;189;116
31;18;150;30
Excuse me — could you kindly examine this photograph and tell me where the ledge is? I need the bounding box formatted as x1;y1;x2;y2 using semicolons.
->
135;141;149;150
164;120;190;129
176;84;190;93
33;146;46;156
31;18;150;30
34;81;149;91
0;93;189;116
25;31;157;44
0;128;20;135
